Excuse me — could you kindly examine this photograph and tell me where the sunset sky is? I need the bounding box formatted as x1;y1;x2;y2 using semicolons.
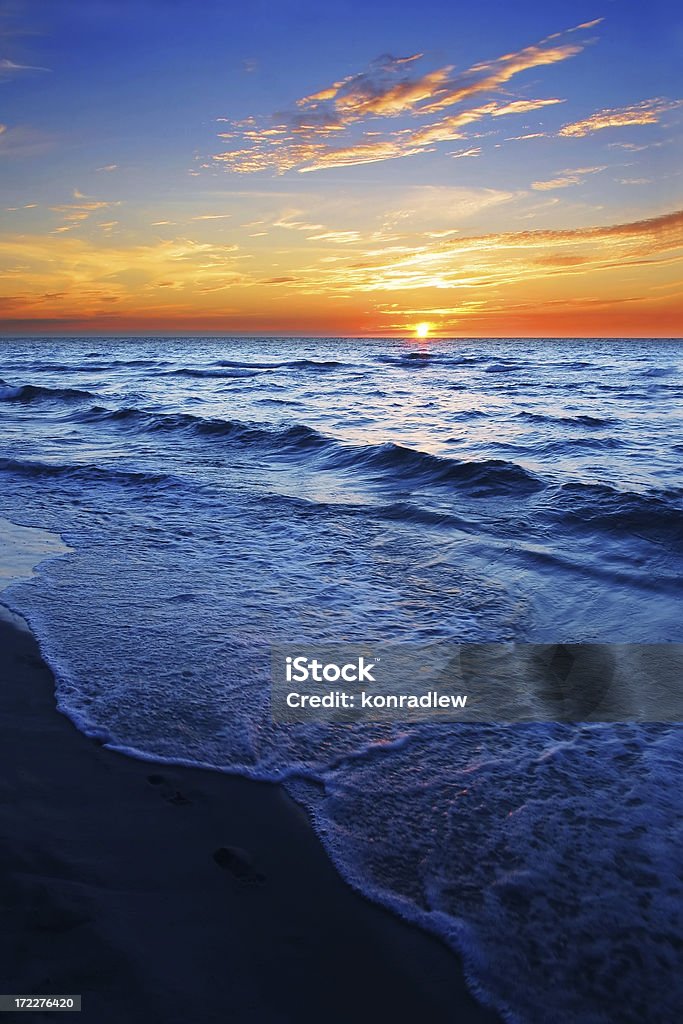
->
1;0;681;337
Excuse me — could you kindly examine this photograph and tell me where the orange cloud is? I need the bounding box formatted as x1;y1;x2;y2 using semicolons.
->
300;209;683;295
0;232;250;323
224;99;567;175
296;54;437;118
531;165;606;190
48;190;122;231
491;98;565;117
418;45;580;114
297;138;421;172
212;23;594;174
330;66;454;118
559;98;682;137
296;100;570;172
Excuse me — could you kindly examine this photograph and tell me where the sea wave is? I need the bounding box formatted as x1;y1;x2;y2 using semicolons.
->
165;367;263;379
72;404;328;449
517;411;615;427
166;357;345;379
0;380;96;403
321;441;545;495
0;358;168;373
377;351;483;368
0;456;177;488
551;482;683;546
69;403;545;496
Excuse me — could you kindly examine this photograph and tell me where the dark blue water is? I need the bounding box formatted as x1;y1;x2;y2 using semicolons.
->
1;337;682;1023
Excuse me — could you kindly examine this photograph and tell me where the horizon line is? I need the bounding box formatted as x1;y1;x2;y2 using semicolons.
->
1;333;682;342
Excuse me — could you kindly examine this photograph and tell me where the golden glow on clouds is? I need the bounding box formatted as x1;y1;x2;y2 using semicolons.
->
416;44;580;114
49;190;122;232
559;98;682;137
531;165;606;190
0;233;248;319
306;209;683;294
212;23;596;175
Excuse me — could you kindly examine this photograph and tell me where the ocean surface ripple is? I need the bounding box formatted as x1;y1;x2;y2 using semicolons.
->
1;337;682;1024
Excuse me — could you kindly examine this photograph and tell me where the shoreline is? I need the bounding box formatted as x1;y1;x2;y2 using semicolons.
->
0;603;500;1023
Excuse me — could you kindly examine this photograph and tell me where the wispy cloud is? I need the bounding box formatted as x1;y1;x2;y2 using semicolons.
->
490;98;565;117
296;57;452;120
307;230;361;243
531;164;606;190
450;147;481;159
0;124;54;157
0;234;249;319
505;132;545;141
212;22;595;174
220;98;569;175
49;189;122;231
532;176;582;191
0;57;49;77
559;98;682;137
298;209;683;295
273;213;325;232
416;46;579;115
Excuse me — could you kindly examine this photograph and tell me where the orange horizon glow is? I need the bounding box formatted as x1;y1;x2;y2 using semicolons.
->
1;206;681;338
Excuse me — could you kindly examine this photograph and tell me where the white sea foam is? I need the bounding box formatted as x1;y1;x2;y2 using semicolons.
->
0;517;71;594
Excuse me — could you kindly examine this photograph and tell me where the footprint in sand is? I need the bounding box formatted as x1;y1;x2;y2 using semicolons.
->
213;846;266;886
147;773;191;806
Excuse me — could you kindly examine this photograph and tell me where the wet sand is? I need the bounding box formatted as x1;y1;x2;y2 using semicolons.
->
0;604;499;1024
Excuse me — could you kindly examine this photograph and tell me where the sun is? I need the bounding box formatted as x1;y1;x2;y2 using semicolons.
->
415;322;431;339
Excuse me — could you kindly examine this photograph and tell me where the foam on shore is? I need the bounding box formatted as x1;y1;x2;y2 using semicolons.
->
0;516;72;592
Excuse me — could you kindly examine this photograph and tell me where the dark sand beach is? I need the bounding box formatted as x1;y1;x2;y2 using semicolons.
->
0;604;499;1024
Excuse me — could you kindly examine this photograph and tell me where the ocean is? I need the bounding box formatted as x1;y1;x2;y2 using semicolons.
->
1;336;681;1023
